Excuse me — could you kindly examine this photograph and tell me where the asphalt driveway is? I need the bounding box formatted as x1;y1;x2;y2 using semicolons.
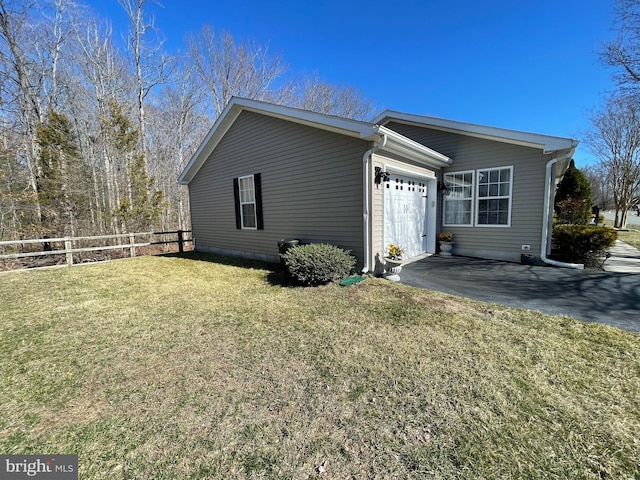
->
399;255;640;332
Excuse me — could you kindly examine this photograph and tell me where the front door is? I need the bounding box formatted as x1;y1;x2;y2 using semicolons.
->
384;173;428;259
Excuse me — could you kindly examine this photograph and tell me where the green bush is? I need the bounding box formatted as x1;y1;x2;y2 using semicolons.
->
554;159;592;225
555;198;591;225
282;243;356;286
551;225;617;266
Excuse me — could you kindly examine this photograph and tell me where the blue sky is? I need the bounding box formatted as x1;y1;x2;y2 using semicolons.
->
85;0;619;166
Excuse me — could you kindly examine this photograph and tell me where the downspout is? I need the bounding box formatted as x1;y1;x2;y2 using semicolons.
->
540;156;584;269
362;133;387;273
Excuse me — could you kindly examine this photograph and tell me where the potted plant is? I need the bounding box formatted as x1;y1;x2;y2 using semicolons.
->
438;232;454;256
384;243;405;281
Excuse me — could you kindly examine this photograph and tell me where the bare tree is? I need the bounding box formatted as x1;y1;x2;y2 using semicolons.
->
149;59;207;231
118;0;172;175
601;0;640;91
187;25;289;118
0;0;45;228
287;72;377;121
0;143;37;239
0;1;380;242
581;164;614;211
75;18;135;233
586;94;640;228
0;0;84;236
31;0;81;109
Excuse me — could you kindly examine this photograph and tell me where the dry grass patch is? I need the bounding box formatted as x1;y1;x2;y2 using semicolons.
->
617;229;640;250
1;253;639;479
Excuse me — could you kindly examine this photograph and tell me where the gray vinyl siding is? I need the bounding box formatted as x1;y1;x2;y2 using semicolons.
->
387;122;553;262
189;110;367;265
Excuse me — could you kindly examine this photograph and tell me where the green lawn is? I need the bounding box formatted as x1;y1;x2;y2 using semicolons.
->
1;253;639;479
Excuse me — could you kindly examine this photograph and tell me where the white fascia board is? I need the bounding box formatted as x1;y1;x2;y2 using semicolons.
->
376;125;452;168
178;97;379;184
373;110;579;154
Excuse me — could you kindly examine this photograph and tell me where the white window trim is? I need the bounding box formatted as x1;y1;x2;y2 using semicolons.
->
239;174;257;230
442;166;514;228
442;170;475;227
475;166;513;228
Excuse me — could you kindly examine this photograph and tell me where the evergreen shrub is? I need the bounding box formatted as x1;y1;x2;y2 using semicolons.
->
554;159;592;225
552;225;617;266
282;243;356;286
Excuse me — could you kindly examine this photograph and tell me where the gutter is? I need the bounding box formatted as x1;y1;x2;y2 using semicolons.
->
362;134;387;273
540;155;584;269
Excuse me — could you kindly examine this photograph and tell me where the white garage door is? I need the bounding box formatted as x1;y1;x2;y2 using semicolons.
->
384;173;428;259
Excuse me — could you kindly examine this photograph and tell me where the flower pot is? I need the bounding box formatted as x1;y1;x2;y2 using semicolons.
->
384;258;403;281
439;241;454;256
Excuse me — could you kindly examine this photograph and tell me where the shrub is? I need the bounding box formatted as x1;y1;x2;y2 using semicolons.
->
551;225;617;266
282;243;356;286
554;159;592;225
555;198;591;225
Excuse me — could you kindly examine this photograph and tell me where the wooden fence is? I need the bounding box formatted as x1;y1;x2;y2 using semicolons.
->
0;230;192;271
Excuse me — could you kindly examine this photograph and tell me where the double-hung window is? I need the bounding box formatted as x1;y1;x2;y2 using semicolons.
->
443;171;474;226
476;167;512;226
233;173;264;230
238;175;257;229
443;166;513;227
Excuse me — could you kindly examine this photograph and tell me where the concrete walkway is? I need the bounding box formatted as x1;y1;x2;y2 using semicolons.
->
602;240;640;273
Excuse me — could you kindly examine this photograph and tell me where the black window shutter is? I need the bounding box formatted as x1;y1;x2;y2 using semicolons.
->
254;173;264;230
233;177;241;229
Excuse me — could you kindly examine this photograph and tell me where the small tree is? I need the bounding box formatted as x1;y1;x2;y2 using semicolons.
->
37;110;88;237
554;159;592;224
115;154;164;232
103;100;164;232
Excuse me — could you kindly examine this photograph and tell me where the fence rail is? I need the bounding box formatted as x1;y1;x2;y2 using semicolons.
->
0;230;192;270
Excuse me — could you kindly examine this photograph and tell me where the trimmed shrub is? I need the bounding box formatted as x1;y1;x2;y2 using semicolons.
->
282;243;356;286
551;225;617;266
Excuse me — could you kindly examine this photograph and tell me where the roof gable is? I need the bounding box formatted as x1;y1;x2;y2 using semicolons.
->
178;98;451;184
179;98;381;184
372;110;579;154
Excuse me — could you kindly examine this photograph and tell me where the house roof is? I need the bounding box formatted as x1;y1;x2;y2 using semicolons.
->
178;98;451;185
372;110;579;155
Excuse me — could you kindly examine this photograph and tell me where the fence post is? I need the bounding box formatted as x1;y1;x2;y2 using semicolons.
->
177;230;184;253
65;238;73;266
129;233;136;257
